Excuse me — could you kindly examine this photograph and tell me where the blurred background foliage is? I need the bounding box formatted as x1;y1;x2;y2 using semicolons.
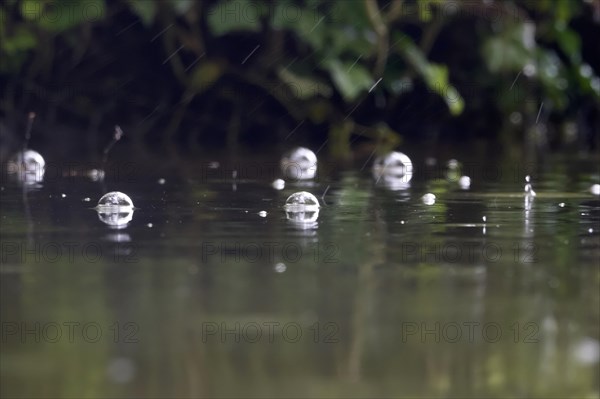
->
0;0;599;159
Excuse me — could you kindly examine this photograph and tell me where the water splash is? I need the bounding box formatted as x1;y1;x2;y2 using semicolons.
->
372;151;413;189
280;147;317;180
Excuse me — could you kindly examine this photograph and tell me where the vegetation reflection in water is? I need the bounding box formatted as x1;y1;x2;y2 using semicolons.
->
0;147;599;399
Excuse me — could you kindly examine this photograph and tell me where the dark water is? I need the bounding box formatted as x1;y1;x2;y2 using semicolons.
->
1;144;599;398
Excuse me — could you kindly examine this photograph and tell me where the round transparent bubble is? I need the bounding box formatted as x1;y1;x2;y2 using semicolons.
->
284;191;320;211
97;191;134;208
591;184;600;196
372;152;413;187
280;147;317;180
95;192;135;229
7;149;46;185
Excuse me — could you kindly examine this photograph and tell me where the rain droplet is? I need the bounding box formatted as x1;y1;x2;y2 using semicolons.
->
284;191;320;211
422;193;436;205
61;193;66;198
157;178;166;185
590;184;600;196
147;223;153;228
558;202;565;208
525;175;531;183
274;263;287;273
280;147;317;180
589;228;594;234
83;197;91;202
459;176;471;189
258;211;267;217
372;151;413;188
272;178;285;190
482;216;487;222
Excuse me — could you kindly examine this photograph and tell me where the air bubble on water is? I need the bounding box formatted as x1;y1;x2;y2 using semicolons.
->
372;152;413;188
274;263;287;273
459;176;471;189
589;228;594;234
61;193;66;198
147;223;153;228
158;178;166;185
422;193;436;205
284;191;320;211
272;178;285;190
258;211;267;217
97;191;134;208
401;220;405;224
83;197;91;202
284;192;320;227
8;149;45;184
591;184;600;196
559;202;565;208
95;192;134;229
280;147;317;180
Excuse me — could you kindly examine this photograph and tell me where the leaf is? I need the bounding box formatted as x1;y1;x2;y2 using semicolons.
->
324;59;373;102
207;0;263;36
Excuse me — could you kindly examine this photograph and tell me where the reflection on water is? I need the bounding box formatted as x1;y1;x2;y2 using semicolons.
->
1;146;599;398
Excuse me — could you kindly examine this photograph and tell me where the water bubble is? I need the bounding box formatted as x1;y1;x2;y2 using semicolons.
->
7;149;45;185
372;152;413;187
83;197;91;202
509;112;523;125
258;210;267;217
558;202;565;208
97;191;134;208
422;193;436;205
280;147;317;180
272;178;285;190
147;223;153;228
590;184;600;196
95;192;134;229
61;193;66;198
482;216;487;222
459;176;471;189
158;178;166;185
284;192;320;226
274;263;287;273
284;191;320;211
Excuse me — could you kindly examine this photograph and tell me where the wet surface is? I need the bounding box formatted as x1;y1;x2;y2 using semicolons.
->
1;144;599;398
